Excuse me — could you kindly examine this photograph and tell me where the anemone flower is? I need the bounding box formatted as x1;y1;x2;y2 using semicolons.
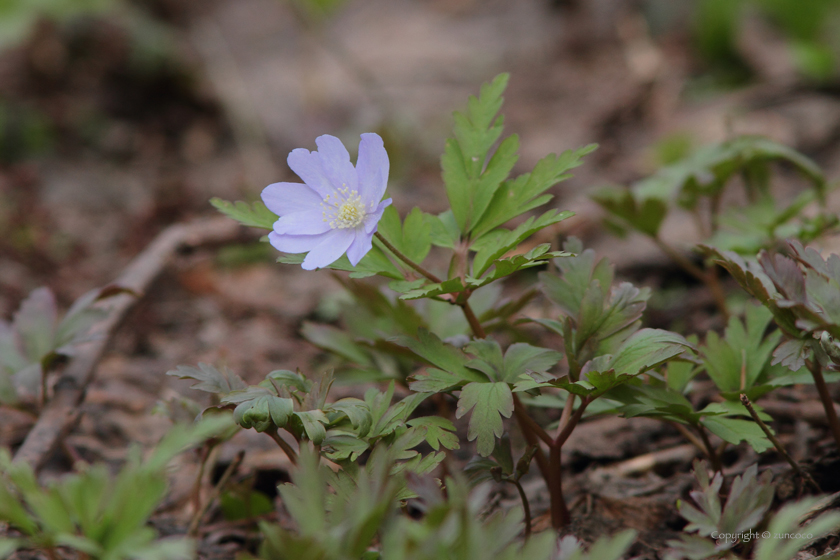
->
261;133;391;270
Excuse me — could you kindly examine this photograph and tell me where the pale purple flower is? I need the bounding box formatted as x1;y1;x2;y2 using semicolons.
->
262;133;391;270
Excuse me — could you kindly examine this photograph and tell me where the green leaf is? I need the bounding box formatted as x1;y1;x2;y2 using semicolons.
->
166;363;247;395
471;144;597;238
406;417;460;451
608;328;695;377
701;416;773;452
210;198;278;229
300;322;373;366
465;340;561;383
702;304;780;394
455;381;514;456
425;210;460;249
391;329;481;384
471;209;574;277
755;498;840;560
232;395;295;432
441;73;512;234
378;206;432;265
329;398;373;436
292;410;329;444
591;185;668;237
633;136;825;208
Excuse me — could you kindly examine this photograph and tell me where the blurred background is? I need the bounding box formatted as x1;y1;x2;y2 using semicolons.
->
1;0;840;370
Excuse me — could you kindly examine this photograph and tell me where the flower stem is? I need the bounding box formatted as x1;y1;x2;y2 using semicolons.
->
806;360;840;450
740;394;821;492
460;301;487;339
268;428;298;465
697;423;723;474
374;232;442;283
188;450;245;536
505;478;533;539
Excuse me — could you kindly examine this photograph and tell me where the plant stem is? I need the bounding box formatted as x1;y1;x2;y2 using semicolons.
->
697;424;723;474
806;360;840;450
555;394;576;440
460;301;488;340
268;429;299;465
553;397;590;449
740;394;821;492
191;444;213;515
652;236;729;319
668;421;707;454
188;450;245;536
506;478;533;539
548;443;571;528
374;232;442;283
513;394;553;446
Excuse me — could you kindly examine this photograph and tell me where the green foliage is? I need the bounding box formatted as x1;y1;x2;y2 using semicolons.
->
667;460;774;559
169;364;456;472
593;136;830;249
537;237;673;376
702;304;786;399
0;417;231;559
707;242;840;371
0;285;131;405
753;496;840;560
377;206;432;266
209;198;279;230
666;460;840;560
440;72;594;240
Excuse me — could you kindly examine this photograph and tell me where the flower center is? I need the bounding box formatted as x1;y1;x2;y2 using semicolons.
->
322;188;369;229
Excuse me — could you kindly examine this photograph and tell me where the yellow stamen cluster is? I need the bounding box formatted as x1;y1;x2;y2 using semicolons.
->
321;187;370;229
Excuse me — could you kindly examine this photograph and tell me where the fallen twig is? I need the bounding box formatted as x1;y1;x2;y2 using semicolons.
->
13;218;242;470
740;394;821;492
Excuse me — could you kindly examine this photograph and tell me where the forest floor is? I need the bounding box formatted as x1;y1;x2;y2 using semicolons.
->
2;0;840;558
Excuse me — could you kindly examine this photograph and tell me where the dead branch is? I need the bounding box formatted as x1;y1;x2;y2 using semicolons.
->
13;218;243;471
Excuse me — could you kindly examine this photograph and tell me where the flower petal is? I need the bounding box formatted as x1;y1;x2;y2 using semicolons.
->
346;230;373;266
302;228;355;270
268;231;328;254
315;135;358;194
356;133;389;203
261;182;322;216
287;149;333;198
364;198;392;234
273;210;331;235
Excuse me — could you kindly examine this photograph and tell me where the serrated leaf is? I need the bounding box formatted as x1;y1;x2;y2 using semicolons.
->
441;73;511;234
702;304;780;394
772;338;810;371
167;363;247;394
465;339;561;383
300;322;373;366
329;398;373;436
471;209;574;277
391;328;481;384
471;144;597;238
425;210;460;249
608;328;695;377
406;417;460;451
701;416;773;452
591;185;667;237
378;206;432;265
455;382;513;456
210;197;278;229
